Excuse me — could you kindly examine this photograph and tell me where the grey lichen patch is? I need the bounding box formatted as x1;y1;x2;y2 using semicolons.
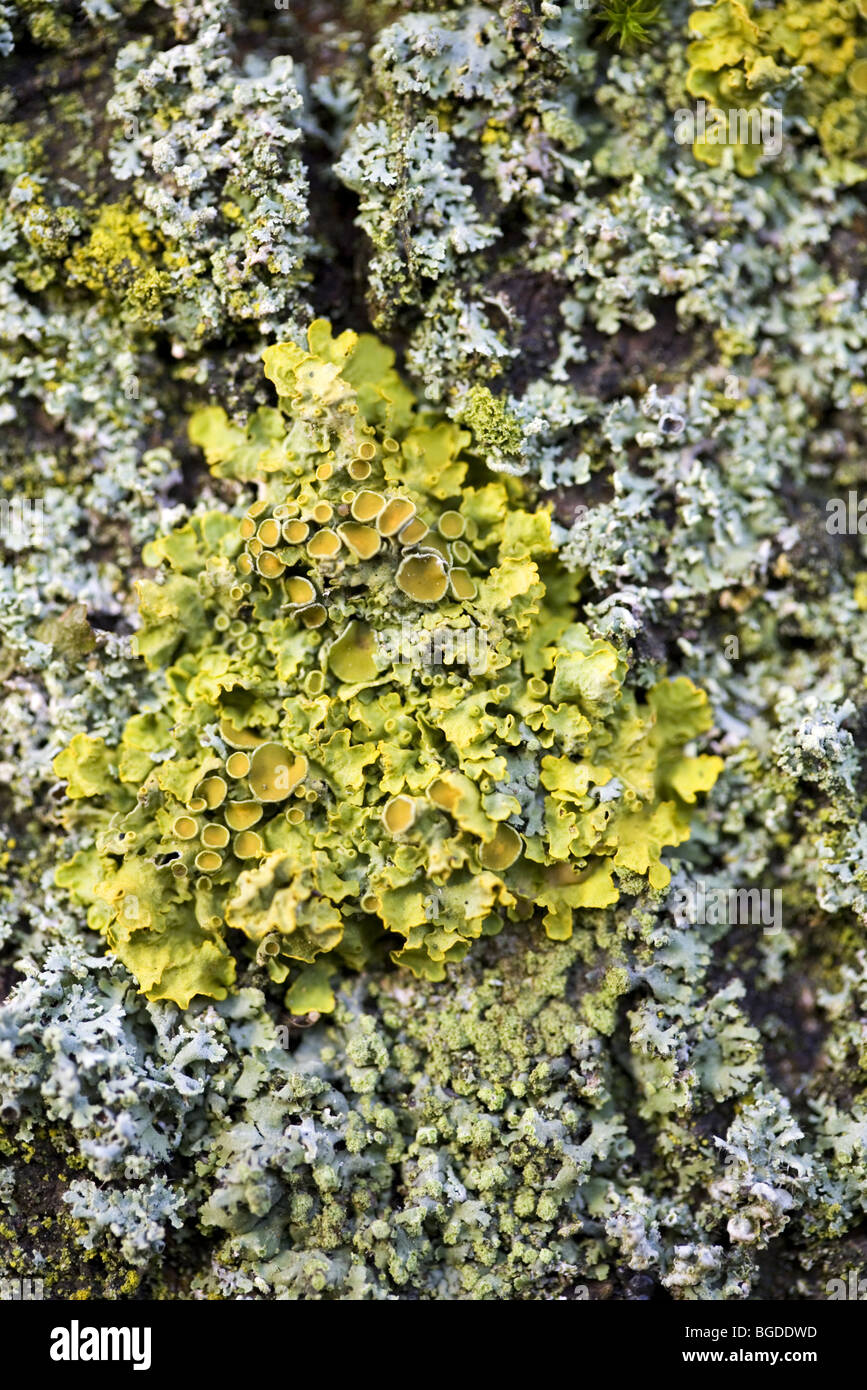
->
0;1130;149;1301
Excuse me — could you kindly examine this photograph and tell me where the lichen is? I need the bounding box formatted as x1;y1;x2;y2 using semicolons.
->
54;321;721;1012
2;0;867;1304
686;0;867;178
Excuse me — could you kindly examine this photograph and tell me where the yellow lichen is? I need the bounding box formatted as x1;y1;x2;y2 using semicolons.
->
54;322;723;1013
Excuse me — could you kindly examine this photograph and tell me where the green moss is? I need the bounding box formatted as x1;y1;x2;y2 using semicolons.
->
597;1;663;54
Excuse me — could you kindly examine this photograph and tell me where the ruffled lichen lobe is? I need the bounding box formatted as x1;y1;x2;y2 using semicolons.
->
54;322;722;1012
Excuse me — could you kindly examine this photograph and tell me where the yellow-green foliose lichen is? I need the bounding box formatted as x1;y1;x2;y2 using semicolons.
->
686;0;867;178
53;321;722;1013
